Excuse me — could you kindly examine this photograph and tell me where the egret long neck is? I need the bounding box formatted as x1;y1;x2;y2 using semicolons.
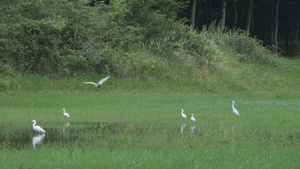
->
32;122;36;127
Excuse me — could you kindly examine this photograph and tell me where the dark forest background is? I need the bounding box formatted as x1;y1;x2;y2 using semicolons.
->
180;0;300;57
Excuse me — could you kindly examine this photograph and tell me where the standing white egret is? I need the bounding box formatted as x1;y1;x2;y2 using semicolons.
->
181;109;186;120
63;108;70;119
84;76;110;88
190;114;196;123
32;120;46;133
231;101;240;116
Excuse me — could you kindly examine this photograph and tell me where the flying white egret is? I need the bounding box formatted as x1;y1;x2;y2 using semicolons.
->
190;114;196;123
32;134;45;148
63;108;70;118
231;101;240;116
84;76;110;88
181;109;186;120
32;120;46;133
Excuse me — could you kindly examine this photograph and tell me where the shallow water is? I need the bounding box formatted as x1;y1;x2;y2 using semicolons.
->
0;122;196;150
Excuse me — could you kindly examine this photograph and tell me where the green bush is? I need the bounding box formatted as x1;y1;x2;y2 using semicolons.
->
0;80;10;91
201;21;279;67
0;0;281;80
0;61;15;76
224;32;277;66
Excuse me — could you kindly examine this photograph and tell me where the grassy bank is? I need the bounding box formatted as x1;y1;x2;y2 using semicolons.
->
1;57;300;93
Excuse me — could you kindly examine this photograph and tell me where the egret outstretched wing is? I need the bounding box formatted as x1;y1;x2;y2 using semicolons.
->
98;76;110;85
84;82;98;85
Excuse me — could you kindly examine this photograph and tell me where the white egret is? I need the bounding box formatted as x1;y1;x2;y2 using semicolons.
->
231;101;240;116
84;76;110;88
32;134;45;148
181;109;186;120
190;114;196;123
32;120;46;133
63;108;70;119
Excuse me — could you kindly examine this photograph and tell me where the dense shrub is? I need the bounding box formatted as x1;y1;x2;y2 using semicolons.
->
201;21;279;67
0;0;280;79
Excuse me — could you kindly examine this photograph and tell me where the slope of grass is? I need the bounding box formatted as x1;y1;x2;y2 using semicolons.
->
1;57;300;94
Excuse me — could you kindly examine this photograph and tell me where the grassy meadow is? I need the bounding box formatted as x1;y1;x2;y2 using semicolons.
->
1;59;300;168
1;1;300;168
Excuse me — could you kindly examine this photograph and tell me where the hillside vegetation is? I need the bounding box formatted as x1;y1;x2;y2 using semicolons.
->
1;0;299;93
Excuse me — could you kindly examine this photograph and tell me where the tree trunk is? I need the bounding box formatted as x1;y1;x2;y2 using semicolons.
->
270;0;275;45
190;0;197;30
221;0;226;30
232;1;237;30
245;0;253;34
286;2;291;47
295;17;299;42
274;0;279;53
204;0;212;24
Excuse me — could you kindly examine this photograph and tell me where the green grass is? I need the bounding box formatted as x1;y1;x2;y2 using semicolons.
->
0;145;299;168
1;90;300;168
1;58;300;168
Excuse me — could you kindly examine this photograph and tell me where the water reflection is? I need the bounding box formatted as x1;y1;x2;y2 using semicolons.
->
191;125;195;134
232;125;235;132
1;122;186;149
62;122;70;133
180;123;186;134
32;134;45;148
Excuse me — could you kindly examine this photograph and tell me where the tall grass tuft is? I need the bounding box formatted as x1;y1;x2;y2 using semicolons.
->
201;21;279;67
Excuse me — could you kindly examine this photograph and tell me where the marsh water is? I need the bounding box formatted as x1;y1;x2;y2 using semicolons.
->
0;122;197;150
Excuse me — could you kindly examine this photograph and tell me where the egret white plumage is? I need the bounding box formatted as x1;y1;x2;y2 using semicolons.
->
32;120;46;133
84;76;110;88
181;109;186;120
231;101;240;116
190;114;196;122
63;108;70;118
